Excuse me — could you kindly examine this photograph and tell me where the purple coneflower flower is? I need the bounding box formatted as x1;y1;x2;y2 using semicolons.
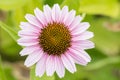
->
18;4;94;78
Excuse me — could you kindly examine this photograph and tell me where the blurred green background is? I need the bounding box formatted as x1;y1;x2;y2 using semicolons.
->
0;0;120;80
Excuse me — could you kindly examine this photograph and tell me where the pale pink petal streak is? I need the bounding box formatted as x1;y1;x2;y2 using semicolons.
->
55;56;65;78
18;30;39;37
17;37;39;46
34;8;46;26
36;54;48;77
64;10;76;26
24;49;44;67
72;31;94;41
20;22;41;31
52;4;61;22
68;50;88;65
71;40;95;49
59;6;68;22
69;47;91;62
71;22;90;35
61;53;76;73
46;55;55;76
43;5;52;23
25;14;41;27
69;15;83;30
20;45;40;56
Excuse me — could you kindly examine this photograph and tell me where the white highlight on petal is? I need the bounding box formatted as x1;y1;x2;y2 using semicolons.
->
46;55;55;76
71;22;90;35
34;8;46;26
55;56;65;78
25;14;41;27
36;54;48;77
59;6;68;22
63;10;76;26
24;49;44;67
43;5;52;23
72;31;94;41
69;15;83;30
61;53;76;73
52;4;61;22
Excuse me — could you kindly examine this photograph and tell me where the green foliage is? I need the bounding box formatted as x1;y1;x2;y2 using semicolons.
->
0;0;30;11
61;0;119;17
79;0;119;18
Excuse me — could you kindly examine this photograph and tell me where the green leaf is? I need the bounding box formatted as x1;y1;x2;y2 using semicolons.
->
30;66;55;80
0;21;18;41
79;0;119;18
0;0;30;11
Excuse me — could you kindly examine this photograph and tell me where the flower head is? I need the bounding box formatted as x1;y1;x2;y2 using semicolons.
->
18;4;94;78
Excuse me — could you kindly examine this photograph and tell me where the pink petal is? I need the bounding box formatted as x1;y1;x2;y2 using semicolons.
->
61;53;76;73
18;30;39;37
68;49;88;65
64;10;76;26
71;22;90;35
34;8;47;26
25;14;41;27
46;55;55;76
72;47;91;61
52;4;61;22
69;15;83;30
20;22;41;31
59;6;68;22
43;5;52;23
17;37;39;46
69;47;91;62
72;40;95;49
24;49;44;67
36;54;48;77
19;45;40;56
72;31;94;41
55;56;65;78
